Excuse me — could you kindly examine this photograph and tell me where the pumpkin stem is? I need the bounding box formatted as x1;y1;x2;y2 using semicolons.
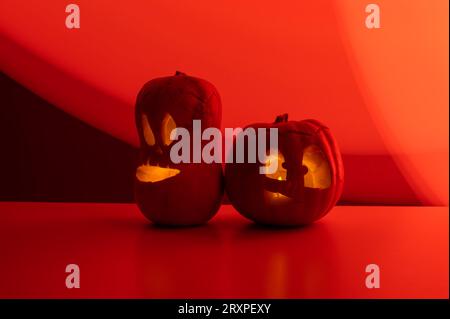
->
175;71;186;76
274;113;288;123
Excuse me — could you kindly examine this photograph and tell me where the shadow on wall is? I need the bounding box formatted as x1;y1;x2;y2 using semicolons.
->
0;72;138;203
0;73;420;205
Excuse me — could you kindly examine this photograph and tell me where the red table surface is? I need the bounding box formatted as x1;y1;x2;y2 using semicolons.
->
0;202;448;299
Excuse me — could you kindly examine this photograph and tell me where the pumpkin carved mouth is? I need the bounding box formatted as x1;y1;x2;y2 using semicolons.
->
265;190;290;203
136;162;180;183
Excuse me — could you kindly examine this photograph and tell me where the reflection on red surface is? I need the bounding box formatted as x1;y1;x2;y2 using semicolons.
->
224;222;340;298
0;202;448;298
136;216;339;298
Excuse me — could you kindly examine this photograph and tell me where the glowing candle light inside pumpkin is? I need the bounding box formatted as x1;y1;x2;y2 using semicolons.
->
275;176;283;198
263;153;289;202
136;161;180;183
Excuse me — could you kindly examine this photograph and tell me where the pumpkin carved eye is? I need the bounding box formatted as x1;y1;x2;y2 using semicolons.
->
302;145;331;189
142;114;155;146
161;113;177;146
265;152;287;181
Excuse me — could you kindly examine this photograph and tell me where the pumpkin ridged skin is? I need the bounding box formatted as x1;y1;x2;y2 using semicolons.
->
134;72;224;226
225;116;344;226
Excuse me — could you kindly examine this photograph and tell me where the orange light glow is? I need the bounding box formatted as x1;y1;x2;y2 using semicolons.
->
136;162;180;183
302;145;331;189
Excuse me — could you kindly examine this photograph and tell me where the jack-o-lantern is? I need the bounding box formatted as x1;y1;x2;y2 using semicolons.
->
135;71;224;225
225;114;344;226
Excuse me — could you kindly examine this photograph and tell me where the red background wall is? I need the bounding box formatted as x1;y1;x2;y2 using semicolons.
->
0;0;448;205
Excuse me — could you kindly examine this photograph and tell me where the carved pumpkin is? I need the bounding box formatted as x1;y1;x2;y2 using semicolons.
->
135;71;223;225
225;114;344;226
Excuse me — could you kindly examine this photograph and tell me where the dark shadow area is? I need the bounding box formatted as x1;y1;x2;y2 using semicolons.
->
0;72;138;202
